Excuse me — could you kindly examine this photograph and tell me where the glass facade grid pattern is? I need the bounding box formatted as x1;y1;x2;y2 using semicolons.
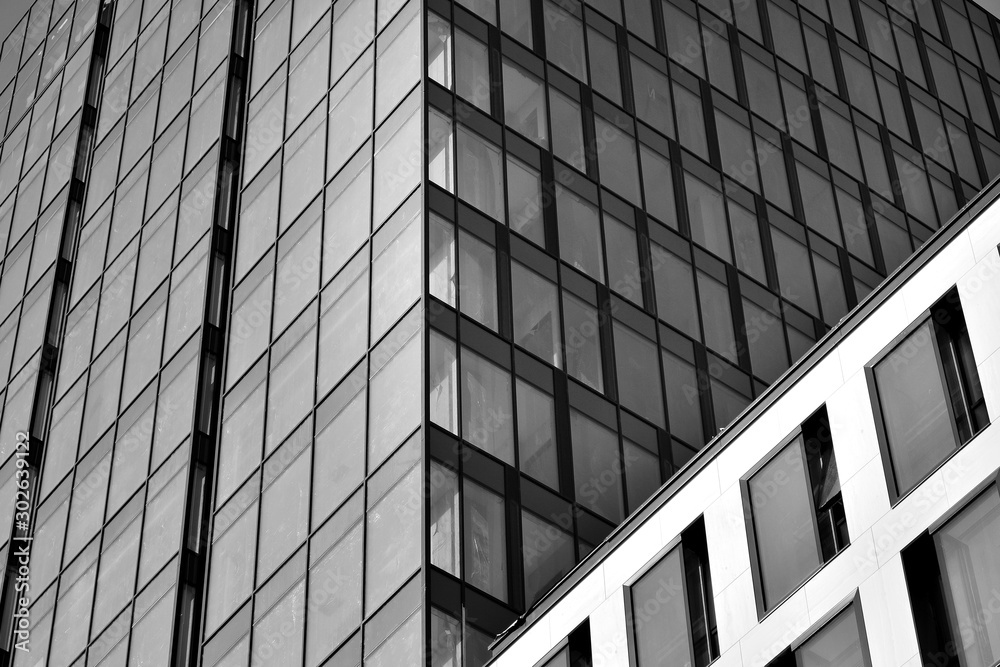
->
2;0;1000;664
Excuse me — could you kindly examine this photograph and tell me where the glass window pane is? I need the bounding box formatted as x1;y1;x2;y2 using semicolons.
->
312;390;365;525
456;29;490;112
266;327;316;452
431;608;462;667
543;0;586;81
522;510;574;605
328;54;374;175
307;523;363;666
742;298;787;383
500;0;532;46
550;88;586;171
318;263;369;396
874;321;959;493
697;272;737;363
613;322;665;427
257;449;310;580
429;214;456;308
373;98;420;225
624;440;660;512
457;126;505;221
631;56;673;138
770;228;818;316
253;580;305;667
663;1;704;75
798;606;863;667
428;12;452;88
428;108;455;192
430;331;459;434
605;215;642;305
662;351;703;447
502;60;548;147
651;244;699;339
332;0;374;82
749;439;821;608
368;333;421;468
673;82;707;159
506;156;544;245
511;262;561;367
366;465;421;609
640;144;676;227
935;491;1000;667
323;157;372;283
728;200;765;283
429;463;460;577
375;1;420;123
459;231;498;330
461;347;514;465
206;504;257;634
563;293;603;392
556;185;603;280
588;28;621;104
594;116;640;204
631;548;692;667
796;163;840;243
516;379;558;489
685;174;730;262
570;410;622;522
371;196;421;341
464;479;508;601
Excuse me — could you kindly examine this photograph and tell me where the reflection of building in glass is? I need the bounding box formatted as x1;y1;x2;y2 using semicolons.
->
1;0;1000;664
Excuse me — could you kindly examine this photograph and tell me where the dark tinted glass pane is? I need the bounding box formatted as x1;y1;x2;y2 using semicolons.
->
935;491;1000;667
798;606;864;667
631;549;693;666
651;244;699;340
874;321;959;493
749;439;821;608
662;351;704;447
522;511;574;605
613;321;665;427
570;410;623;522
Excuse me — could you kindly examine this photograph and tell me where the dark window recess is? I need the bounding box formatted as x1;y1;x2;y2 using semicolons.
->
628;518;719;667
902;485;1000;667
870;288;987;498
803;409;849;562
538;620;593;667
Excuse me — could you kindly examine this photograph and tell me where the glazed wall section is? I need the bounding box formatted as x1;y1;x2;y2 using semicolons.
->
0;0;240;662
485;176;1000;667
200;0;426;664
419;0;1000;660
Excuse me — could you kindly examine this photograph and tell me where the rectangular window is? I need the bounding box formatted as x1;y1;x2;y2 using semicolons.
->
613;321;665;427
511;261;562;368
556;185;603;280
503;59;548;147
903;485;1000;667
628;518;719;667
570;410;622;522
457;126;505;222
745;407;848;612
464;478;508;601
543;0;587;82
462;347;515;465
516;379;559;490
869;289;987;498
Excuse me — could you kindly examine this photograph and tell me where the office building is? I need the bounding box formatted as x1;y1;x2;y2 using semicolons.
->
487;170;1000;667
1;0;1000;664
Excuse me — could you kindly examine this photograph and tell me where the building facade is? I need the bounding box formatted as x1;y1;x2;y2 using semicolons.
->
486;173;1000;667
1;0;1000;664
